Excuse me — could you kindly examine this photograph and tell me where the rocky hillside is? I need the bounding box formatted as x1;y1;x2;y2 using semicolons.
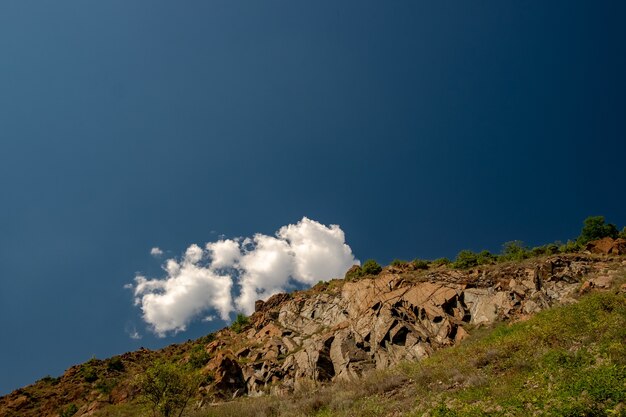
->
2;246;626;417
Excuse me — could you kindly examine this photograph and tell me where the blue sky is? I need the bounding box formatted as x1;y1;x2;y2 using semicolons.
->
1;1;625;395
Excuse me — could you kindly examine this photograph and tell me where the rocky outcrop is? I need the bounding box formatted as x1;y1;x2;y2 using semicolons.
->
586;237;626;255
2;254;624;416
201;254;623;396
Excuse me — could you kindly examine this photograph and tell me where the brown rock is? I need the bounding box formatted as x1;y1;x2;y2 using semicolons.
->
206;353;246;397
579;280;593;295
586;237;626;255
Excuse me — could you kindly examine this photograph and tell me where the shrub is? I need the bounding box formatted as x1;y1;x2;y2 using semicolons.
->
452;250;479;269
96;378;118;395
412;259;429;270
230;313;250;334
60;403;78;417
476;250;497;265
430;258;451;267
80;360;99;383
197;334;215;345
137;361;200;417
344;265;363;280
500;240;530;261
559;239;581;253
577;216;619;245
361;259;382;276
619;227;626;240
187;345;211;369
38;375;60;384
390;259;408;267
107;357;124;372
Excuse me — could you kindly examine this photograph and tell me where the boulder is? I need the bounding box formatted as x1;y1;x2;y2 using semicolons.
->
586;237;626;255
206;353;246;397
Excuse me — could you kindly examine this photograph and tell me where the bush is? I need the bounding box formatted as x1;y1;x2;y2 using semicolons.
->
559;239;581;253
476;250;497;265
390;259;408;267
137;361;200;417
60;403;78;417
577;216;619;245
430;258;451;267
187;345;211;369
361;259;382;276
80;359;99;383
344;265;363;280
619;227;626;240
500;240;530;261
452;250;479;269
38;375;60;384
107;357;124;372
412;259;429;270
230;313;250;334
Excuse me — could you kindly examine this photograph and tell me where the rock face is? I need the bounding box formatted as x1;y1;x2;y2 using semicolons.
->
1;254;624;416
586;237;626;255
204;254;620;396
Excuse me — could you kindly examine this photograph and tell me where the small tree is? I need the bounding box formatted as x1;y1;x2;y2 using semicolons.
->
230;313;250;334
412;259;430;270
577;216;618;245
361;259;382;275
138;361;200;417
430;258;451;267
618;227;626;240
501;241;529;261
452;250;479;269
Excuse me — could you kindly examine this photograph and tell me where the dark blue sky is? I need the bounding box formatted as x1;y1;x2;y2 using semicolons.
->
1;1;625;395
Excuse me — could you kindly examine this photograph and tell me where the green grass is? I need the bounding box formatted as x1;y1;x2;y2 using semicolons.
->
403;290;626;416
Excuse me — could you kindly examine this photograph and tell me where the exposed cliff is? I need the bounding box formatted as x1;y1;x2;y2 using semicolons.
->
1;252;625;417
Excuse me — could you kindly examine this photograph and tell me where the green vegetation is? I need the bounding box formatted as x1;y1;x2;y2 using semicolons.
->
443;215;626;269
107;356;125;372
344;266;363;280
500;240;529;261
401;290;626;416
187;345;211;369
230;313;250;334
412;259;429;269
431;257;451;267
137;361;200;417
80;358;99;383
390;258;408;267
577;215;619;245
345;260;383;280
361;259;382;276
60;403;78;417
38;375;60;384
96;378;118;395
451;250;497;269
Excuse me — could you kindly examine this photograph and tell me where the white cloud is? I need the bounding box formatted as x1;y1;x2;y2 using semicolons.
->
132;261;233;336
150;247;163;257
128;217;359;336
206;239;240;269
236;234;295;313
278;217;359;285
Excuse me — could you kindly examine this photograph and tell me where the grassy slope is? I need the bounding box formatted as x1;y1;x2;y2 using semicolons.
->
174;287;626;417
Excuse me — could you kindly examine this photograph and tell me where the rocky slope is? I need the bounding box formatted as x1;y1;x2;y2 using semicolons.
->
1;250;625;417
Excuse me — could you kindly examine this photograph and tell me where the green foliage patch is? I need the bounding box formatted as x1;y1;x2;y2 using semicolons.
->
230;313;250;334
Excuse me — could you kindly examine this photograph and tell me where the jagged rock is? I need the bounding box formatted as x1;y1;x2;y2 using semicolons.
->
3;253;625;417
206;353;246;398
586;237;626;255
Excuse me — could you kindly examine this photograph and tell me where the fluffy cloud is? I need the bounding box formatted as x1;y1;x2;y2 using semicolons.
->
206;239;240;269
150;247;163;257
128;217;359;336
